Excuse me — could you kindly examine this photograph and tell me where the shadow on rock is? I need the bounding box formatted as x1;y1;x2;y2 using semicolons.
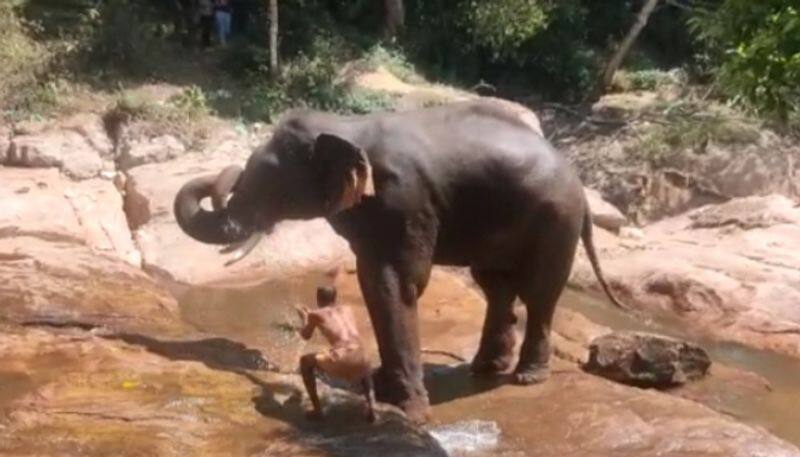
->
110;333;276;372
246;371;448;457
425;363;507;406
108;333;447;456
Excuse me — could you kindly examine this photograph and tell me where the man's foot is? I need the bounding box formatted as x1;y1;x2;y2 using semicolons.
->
365;409;377;423
512;364;550;385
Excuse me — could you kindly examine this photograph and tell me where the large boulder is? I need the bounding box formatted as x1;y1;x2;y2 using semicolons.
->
585;187;628;233
572;195;800;358
0;167;140;266
124;146;353;285
117;134;186;171
583;332;712;387
5;114;113;180
0;167;179;334
0;236;180;334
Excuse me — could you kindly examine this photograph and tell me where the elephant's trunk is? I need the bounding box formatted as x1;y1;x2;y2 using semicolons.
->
173;165;250;245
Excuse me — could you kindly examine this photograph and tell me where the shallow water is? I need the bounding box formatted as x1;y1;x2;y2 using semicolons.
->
3;271;799;455
562;287;800;448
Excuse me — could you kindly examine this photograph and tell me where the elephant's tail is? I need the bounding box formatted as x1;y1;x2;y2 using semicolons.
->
580;203;629;311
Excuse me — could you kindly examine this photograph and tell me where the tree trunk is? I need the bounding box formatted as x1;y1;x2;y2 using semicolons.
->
383;0;404;38
589;0;660;102
268;0;279;77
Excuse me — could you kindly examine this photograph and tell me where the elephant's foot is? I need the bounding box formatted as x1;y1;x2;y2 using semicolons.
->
373;367;430;424
470;352;514;376
470;330;516;376
512;363;550;385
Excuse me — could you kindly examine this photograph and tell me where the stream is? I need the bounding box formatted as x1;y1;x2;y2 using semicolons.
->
171;273;800;454
562;287;800;448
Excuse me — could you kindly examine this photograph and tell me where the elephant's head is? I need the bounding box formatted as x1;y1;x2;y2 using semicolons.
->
173;130;372;263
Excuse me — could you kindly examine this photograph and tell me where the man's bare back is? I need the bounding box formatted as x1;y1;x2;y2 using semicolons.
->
296;286;375;422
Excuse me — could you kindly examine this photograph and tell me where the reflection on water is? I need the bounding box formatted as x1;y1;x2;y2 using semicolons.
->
562;287;800;448
163;274;800;452
429;420;501;455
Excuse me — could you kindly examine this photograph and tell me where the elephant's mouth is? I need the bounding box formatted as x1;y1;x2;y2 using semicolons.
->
219;231;265;266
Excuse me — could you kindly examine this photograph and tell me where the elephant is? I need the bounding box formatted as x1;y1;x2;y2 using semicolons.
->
173;98;625;423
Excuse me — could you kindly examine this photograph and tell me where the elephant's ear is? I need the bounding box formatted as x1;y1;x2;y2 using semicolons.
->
312;133;374;215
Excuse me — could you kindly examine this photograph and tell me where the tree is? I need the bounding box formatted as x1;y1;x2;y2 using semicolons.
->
590;0;661;101
268;0;278;76
690;1;800;125
384;0;404;38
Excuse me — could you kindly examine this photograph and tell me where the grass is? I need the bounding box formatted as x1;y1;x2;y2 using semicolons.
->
108;86;214;148
633;100;762;164
0;2;54;120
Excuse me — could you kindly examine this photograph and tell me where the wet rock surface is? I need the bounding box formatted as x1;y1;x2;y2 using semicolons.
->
583;332;712;387
1;105;799;455
3;268;799;456
572;194;800;359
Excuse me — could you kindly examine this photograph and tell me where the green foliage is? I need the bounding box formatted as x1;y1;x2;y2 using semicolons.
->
240;38;396;123
463;0;551;62
361;45;421;83
691;2;800;125
633;102;762;164
0;2;52;117
613;69;686;92
169;85;211;120
110;86;213;147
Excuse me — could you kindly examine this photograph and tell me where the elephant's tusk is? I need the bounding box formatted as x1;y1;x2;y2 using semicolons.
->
220;232;263;267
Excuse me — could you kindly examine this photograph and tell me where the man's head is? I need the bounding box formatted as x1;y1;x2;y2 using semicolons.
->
316;286;337;308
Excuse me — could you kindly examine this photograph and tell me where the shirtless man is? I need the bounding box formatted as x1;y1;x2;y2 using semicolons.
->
295;286;376;422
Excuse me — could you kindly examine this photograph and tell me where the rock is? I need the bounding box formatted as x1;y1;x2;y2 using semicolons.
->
125;150;353;285
1;263;796;456
0;126;10;163
0;168;140;266
567;115;800;224
118;134;185;170
430;369;799;457
0;236;179;334
6;131;110;180
396;272;799;457
583;332;712;387
585;187;628;232
0;327;446;457
571;195;800;358
59;113;114;158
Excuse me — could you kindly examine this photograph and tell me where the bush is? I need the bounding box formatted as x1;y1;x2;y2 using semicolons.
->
691;2;800;126
633;102;762;164
612;69;686;92
109;86;213;147
240;37;396;123
361;44;421;83
0;2;52;118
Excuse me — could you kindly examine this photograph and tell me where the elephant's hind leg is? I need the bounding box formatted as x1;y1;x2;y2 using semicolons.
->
514;212;581;385
470;268;518;376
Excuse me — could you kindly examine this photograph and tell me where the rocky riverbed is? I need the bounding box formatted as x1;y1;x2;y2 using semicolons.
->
2;101;800;456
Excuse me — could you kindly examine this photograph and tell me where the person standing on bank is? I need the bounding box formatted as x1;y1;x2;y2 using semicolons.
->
214;0;232;46
198;0;214;48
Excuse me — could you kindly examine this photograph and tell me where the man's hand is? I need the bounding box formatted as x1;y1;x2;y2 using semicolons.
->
294;305;310;324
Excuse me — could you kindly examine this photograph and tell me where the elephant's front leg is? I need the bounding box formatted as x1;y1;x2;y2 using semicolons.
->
356;254;431;423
